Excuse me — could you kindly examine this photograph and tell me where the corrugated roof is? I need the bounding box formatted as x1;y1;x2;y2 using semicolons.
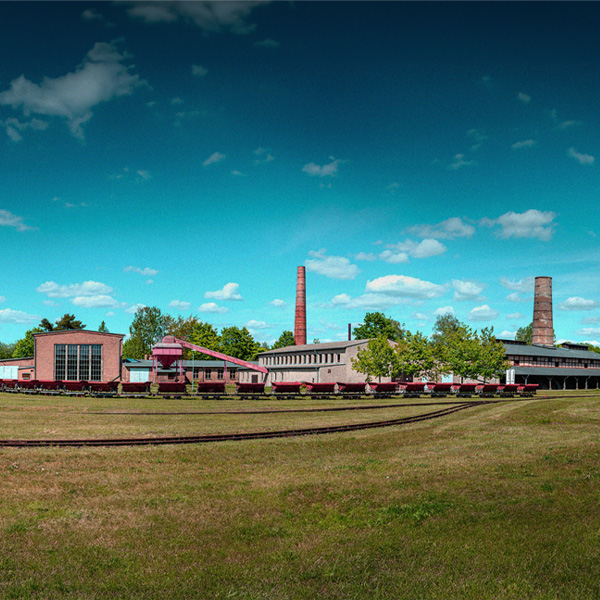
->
124;359;256;369
503;343;600;360
259;339;371;355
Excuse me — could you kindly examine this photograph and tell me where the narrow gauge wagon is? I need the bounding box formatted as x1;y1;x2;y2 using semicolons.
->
518;384;539;396
88;381;119;397
398;382;426;397
369;382;398;398
426;382;453;397
336;382;367;398
451;383;478;397
120;381;152;397
193;382;226;398
304;382;336;398
2;379;19;391
476;383;499;397
37;380;63;394
498;383;520;397
17;379;40;394
62;381;89;395
271;381;303;399
235;382;266;398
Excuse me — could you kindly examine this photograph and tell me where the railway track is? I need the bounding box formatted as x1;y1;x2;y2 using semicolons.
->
0;402;475;448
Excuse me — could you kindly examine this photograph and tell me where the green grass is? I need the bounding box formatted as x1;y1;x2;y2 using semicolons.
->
1;391;599;599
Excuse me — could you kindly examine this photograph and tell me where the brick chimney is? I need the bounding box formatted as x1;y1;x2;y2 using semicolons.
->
294;266;307;345
532;276;553;346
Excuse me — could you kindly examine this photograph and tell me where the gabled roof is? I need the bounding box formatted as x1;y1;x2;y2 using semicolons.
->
258;339;372;355
33;329;124;338
502;342;600;360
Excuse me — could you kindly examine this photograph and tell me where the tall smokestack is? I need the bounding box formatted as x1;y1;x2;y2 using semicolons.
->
532;276;553;346
294;266;307;345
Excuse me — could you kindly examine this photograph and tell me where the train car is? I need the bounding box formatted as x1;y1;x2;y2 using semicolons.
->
37;380;64;394
451;383;478;397
426;382;453;397
63;381;89;395
517;384;539;397
498;383;520;397
271;381;303;398
398;381;426;397
193;382;226;398
17;380;40;394
88;381;119;397
235;382;266;397
3;379;19;392
369;382;398;398
476;383;499;397
304;382;336;398
336;382;367;397
120;381;152;397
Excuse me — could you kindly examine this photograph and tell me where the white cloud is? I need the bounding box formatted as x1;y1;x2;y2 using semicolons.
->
558;297;599;311
125;303;146;314
204;282;243;301
452;279;485;301
576;327;600;336
0;209;35;231
559;120;579;130
1;116;48;142
407;217;474;240
199;302;229;314
366;275;445;300
410;239;447;258
72;295;123;309
331;292;411;311
270;299;286;309
448;153;474;170
0;308;40;324
192;64;209;78
468;304;499;321
412;311;431;321
203;151;226;167
582;316;600;325
253;147;275;165
568;147;594;166
0;41;144;139
123;1;269;34
517;92;531;104
37;280;113;298
254;38;280;48
433;306;455;317
354;252;377;261
378;250;409;264
506;312;524;320
506;292;530;303
0;296;5;304
169;300;191;311
512;139;536;150
302;158;341;177
481;209;556;241
499;330;517;339
124;265;159;277
499;276;535;292
305;249;360;280
244;320;272;330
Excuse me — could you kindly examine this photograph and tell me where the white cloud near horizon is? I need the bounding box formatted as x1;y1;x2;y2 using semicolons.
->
0;308;40;324
305;249;360;280
37;280;113;298
481;209;556;241
452;279;485;301
204;282;243;301
366;275;445;300
199;302;229;314
434;306;455;317
169;300;191;311
72;295;123;309
0;40;144;139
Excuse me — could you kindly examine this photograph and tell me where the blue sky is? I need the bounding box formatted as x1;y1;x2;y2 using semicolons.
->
1;1;599;346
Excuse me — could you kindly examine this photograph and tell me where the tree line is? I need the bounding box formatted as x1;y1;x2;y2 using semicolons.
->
350;312;510;383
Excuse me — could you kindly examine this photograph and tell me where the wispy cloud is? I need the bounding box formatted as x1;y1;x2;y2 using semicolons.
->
302;158;341;177
568;147;594;166
512;139;536;150
0;308;40;324
199;302;228;314
468;304;499;321
517;92;531;104
254;38;280;48
203;151;226;167
124;266;159;277
192;64;209;78
481;209;557;241
499;277;535;292
448;153;474;170
204;283;243;301
558;297;599;311
169;300;191;311
305;249;360;280
366;275;445;300
452;279;485;301
0;209;35;231
407;217;474;240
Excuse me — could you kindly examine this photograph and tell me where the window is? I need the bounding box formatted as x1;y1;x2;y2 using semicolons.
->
55;343;102;381
67;345;78;380
229;370;237;379
91;345;102;381
54;344;66;380
205;369;212;379
217;369;224;379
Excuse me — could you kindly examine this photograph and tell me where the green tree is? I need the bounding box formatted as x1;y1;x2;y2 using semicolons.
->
435;323;480;382
394;331;439;381
272;330;295;350
164;315;200;358
220;326;260;361
588;344;600;354
98;321;109;333
12;327;43;358
353;312;405;342
39;318;55;332
126;306;166;359
515;322;533;345
189;321;221;360
475;327;510;382
430;313;463;345
55;314;85;330
0;341;16;359
350;335;397;382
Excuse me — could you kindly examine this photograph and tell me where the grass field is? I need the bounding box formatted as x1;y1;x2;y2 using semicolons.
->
1;391;599;599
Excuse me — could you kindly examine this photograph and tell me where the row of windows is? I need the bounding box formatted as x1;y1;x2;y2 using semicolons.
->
192;367;236;380
510;355;600;369
55;344;102;381
263;352;342;366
